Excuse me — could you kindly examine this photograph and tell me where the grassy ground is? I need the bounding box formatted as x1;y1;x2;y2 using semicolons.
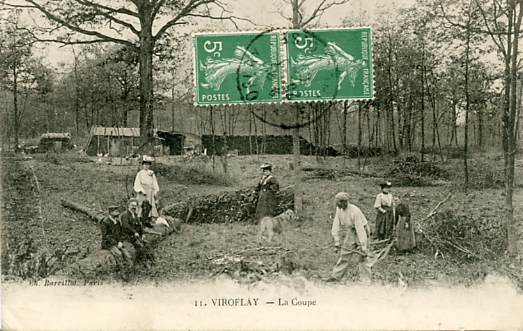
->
1;150;523;289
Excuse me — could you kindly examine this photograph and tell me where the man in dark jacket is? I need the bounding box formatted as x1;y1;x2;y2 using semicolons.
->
101;206;132;267
119;198;154;262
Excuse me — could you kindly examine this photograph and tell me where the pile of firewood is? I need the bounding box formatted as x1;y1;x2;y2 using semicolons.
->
163;187;294;224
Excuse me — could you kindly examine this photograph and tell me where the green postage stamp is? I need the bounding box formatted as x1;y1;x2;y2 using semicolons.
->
194;31;282;105
193;28;373;105
285;28;373;101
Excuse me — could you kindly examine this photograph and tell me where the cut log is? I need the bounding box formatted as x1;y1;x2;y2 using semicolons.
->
57;223;176;277
59;198;182;277
61;198;106;223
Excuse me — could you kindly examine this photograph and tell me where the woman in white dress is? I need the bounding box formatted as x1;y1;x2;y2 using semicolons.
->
134;155;160;223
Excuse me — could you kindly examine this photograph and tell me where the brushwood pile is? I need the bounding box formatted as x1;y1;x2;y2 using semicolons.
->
164;188;294;224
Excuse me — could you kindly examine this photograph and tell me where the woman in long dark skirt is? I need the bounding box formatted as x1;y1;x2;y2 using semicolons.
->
374;181;395;240
394;196;416;253
254;163;279;223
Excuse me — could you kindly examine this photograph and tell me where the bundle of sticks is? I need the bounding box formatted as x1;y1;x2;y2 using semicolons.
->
341;238;396;268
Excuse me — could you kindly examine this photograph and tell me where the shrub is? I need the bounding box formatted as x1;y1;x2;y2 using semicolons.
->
418;209;507;260
387;155;448;186
466;160;504;190
445;159;504;190
154;162;233;186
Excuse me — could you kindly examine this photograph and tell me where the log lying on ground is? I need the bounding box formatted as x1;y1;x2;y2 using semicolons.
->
61;198;106;223
59;198;181;277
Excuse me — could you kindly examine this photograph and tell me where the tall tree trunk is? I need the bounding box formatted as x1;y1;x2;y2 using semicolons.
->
463;5;472;191
478;105;484;150
451;100;459;146
292;0;302;214
421;46;426;162
210;106;216;171
171;74;176;131
387;33;397;154
13;65;19;150
139;7;154;138
72;47;81;135
504;0;522;255
249;105;253;154
343;100;348;164
358;101;363;170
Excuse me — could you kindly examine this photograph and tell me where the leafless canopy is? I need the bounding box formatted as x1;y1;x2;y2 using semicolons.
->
0;0;252;47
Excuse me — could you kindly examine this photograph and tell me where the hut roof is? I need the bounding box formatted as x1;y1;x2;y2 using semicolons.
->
90;126;140;137
41;132;72;139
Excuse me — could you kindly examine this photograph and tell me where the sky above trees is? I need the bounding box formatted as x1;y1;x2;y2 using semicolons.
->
21;0;414;70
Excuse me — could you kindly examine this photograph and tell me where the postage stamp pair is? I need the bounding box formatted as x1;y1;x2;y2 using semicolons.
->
194;28;373;105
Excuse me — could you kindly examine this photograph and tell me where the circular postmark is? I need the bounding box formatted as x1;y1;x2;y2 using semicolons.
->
237;28;345;130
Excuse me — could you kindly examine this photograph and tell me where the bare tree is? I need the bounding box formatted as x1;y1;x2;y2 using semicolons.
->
287;0;351;214
2;0;247;138
0;17;34;149
439;0;523;255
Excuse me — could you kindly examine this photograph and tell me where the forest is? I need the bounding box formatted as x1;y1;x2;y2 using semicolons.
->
1;0;522;296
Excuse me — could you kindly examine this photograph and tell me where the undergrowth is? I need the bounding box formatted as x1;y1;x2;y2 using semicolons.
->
417;209;507;260
154;162;234;186
387;155;448;186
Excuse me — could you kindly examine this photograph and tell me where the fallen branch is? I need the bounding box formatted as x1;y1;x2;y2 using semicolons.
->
61;198;106;223
417;192;452;225
370;238;391;245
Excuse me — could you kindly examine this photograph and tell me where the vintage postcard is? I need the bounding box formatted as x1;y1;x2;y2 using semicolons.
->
1;0;523;330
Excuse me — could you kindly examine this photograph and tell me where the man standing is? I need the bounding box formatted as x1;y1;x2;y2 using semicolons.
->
101;206;132;267
254;163;279;223
327;192;372;283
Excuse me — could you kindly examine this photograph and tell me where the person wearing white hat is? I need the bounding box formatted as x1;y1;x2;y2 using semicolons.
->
326;192;371;283
134;155;160;224
254;163;279;223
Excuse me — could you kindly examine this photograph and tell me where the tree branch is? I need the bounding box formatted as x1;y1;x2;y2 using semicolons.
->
6;0;137;47
76;0;140;36
74;0;139;18
300;0;349;28
437;0;510;36
151;0;166;19
154;0;254;41
154;0;215;41
473;0;506;56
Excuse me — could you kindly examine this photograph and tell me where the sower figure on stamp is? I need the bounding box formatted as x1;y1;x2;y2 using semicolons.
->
374;181;395;240
120;198;154;264
101;206;132;268
254;163;279;223
134;155;160;226
394;196;416;254
326;192;372;284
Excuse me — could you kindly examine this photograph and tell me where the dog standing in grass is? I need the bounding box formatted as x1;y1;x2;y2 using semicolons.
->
257;209;294;245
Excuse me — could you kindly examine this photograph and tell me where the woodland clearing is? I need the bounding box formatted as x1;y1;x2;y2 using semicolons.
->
2;150;523;290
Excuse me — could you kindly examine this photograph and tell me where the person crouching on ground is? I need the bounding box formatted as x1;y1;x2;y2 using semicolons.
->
326;192;372;283
120;198;154;263
134;155;160;225
101;206;132;267
394;196;416;254
374;181;395;240
254;163;279;223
